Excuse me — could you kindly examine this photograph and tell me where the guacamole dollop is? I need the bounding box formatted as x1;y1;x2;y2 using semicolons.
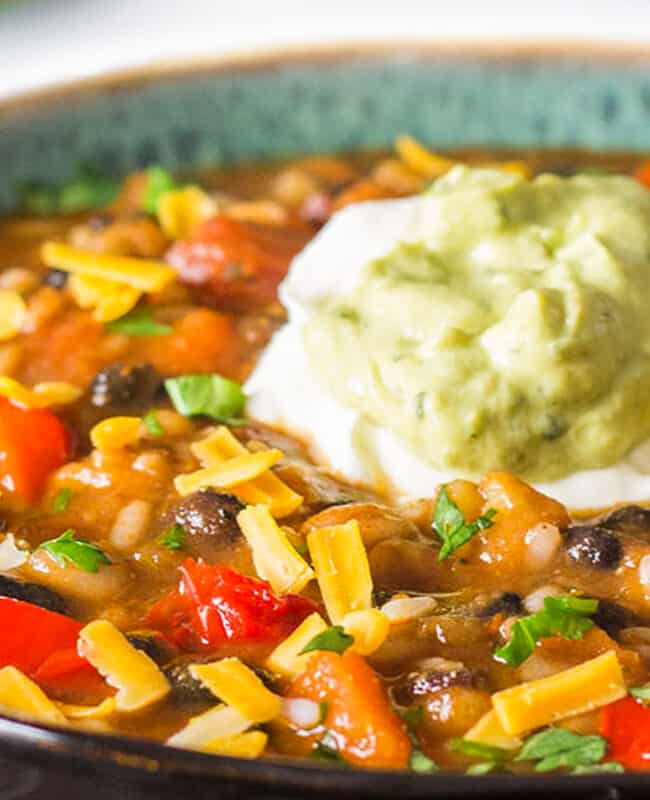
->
303;166;650;480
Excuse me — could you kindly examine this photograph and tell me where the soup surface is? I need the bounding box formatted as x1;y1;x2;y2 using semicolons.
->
2;142;650;774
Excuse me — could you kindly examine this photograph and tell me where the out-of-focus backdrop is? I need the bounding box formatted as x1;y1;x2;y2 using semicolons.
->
1;0;650;100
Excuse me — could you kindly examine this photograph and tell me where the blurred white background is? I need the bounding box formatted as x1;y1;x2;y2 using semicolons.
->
1;0;650;99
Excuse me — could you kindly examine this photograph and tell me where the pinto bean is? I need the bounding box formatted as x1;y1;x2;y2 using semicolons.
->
90;363;162;412
301;503;419;549
391;660;483;706
163;489;243;543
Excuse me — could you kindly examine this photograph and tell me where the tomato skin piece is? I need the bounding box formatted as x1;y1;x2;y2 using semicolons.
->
146;559;317;652
288;651;412;769
167;215;311;311
601;695;650;770
0;597;99;689
635;161;650;190
0;397;69;501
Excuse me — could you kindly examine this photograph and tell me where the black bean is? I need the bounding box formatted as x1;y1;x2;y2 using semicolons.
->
90;364;162;411
163;661;215;705
478;592;523;618
0;575;67;614
564;525;623;570
164;489;243;543
126;631;175;665
600;505;650;534
592;600;636;636
391;667;482;706
42;268;68;289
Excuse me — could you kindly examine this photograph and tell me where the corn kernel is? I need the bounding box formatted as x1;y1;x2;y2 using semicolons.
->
157;186;217;240
0;290;27;341
191;658;281;723
203;730;268;758
90;417;141;451
0;376;82;409
341;609;390;656
265;613;328;677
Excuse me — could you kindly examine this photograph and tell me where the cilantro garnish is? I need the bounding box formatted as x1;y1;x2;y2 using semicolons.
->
300;625;354;656
494;595;598;667
143;410;164;436
42;530;111;573
52;487;72;514
409;749;438;774
311;733;350;766
105;309;172;337
142;166;178;214
629;684;650;703
432;485;497;561
164;374;246;423
159;524;187;551
516;728;608;773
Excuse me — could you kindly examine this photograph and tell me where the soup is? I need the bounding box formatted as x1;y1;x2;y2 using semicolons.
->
1;140;650;774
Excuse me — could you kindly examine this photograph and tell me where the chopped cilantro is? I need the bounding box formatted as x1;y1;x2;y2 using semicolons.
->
105;309;172;337
164;374;246;422
432;485;497;561
312;733;349;766
143;410;164;436
494;595;598;667
42;530;111;573
159;524;186;551
466;761;503;775
142;166;178;214
450;739;510;762
300;625;354;656
516;728;607;773
52;487;72;514
629;684;650;703
572;762;624;775
409;749;438;774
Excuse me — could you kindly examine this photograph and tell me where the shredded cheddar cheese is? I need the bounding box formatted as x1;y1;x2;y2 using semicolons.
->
236;505;314;595
157;186;217;240
78;620;170;712
0;290;26;341
174;449;283;496
491;650;625;736
341;609;390;656
190;658;281;724
464;709;523;751
0;377;82;409
41;242;176;292
90;417;141;451
184;427;302;517
0;666;67;725
395;135;457;178
202;730;268;758
57;697;117;720
167;704;251;749
265;612;328;678
307;520;373;625
68;274;142;322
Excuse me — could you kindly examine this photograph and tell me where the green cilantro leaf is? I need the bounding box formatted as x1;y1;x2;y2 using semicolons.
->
432;485;497;561
143;410;164;436
516;728;607;773
494;595;598;667
159;524;186;551
311;733;350;766
572;762;624;775
42;530;111;573
164;374;246;422
400;705;424;729
300;625;354;656
317;701;329;725
409;749;438;774
450;738;510;762
629;684;650;703
105;309;172;337
466;761;503;775
52;487;72;514
142;166;178;214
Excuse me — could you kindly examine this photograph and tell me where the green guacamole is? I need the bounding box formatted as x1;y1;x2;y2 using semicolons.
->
303;166;650;480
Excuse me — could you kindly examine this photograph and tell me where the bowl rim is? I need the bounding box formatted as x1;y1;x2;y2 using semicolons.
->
1;38;648;795
2;39;650;120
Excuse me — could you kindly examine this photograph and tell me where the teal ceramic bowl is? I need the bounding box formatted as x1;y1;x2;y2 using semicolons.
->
1;44;650;799
2;44;650;215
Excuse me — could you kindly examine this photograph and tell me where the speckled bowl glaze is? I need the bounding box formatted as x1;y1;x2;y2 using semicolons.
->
2;44;650;214
1;44;650;799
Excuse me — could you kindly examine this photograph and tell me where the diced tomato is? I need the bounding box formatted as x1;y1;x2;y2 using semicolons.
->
0;397;69;501
288;651;411;769
635;161;650;190
601;695;650;770
167;215;311;310
0;598;99;693
145;559;317;653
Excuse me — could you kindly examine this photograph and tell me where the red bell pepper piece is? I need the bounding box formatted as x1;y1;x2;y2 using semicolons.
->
0;597;99;691
600;695;650;770
146;558;317;652
0;396;69;501
635;161;650;190
167;215;311;310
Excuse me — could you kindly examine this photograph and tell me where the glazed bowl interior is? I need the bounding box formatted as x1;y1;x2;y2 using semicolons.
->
2;43;650;798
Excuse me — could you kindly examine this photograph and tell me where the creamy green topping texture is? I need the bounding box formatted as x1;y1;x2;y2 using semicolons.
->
304;167;650;480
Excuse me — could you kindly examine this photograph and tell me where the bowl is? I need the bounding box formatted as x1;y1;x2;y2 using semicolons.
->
1;43;650;799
